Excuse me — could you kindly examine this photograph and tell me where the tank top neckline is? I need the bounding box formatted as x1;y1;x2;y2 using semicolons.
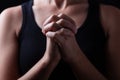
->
29;0;93;32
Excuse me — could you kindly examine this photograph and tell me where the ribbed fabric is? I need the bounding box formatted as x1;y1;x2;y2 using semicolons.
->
18;0;107;79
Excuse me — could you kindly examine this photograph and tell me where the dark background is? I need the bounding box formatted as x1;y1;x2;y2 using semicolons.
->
99;0;120;7
0;0;120;13
0;0;28;12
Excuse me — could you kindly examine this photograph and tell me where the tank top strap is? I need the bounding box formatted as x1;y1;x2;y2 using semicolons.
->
88;0;101;20
19;0;40;41
88;0;105;36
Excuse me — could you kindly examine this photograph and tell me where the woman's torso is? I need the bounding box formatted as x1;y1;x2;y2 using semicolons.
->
18;0;107;79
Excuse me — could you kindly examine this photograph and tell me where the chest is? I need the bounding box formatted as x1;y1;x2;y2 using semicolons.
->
32;5;89;29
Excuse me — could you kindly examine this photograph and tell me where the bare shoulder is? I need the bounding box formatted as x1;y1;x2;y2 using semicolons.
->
100;4;120;34
0;5;22;36
100;5;120;79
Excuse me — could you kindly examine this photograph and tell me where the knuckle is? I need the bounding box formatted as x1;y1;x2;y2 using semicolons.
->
58;13;64;17
51;21;55;26
59;19;64;22
48;23;54;29
43;22;55;32
59;28;67;35
50;15;60;21
43;15;57;26
49;22;56;29
57;19;64;24
53;32;58;38
62;28;73;35
60;28;65;32
50;15;56;18
51;22;59;31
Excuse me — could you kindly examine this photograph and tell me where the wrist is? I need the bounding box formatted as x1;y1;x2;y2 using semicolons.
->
42;52;60;65
67;56;81;66
64;46;82;65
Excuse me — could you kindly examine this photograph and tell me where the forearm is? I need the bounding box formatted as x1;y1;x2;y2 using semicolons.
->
18;54;59;80
69;49;107;80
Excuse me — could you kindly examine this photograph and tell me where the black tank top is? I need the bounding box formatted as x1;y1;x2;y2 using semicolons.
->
19;0;107;79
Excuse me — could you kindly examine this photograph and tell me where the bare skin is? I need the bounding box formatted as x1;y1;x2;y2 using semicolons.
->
0;0;120;80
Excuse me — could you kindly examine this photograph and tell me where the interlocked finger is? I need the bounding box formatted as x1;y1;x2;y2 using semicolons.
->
43;15;60;26
42;22;61;34
58;13;76;26
46;28;74;46
56;19;76;34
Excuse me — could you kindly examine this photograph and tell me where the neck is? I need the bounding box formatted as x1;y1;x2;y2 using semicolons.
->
50;0;82;8
34;0;88;9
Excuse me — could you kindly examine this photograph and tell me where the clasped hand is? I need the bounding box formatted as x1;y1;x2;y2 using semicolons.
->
42;13;81;64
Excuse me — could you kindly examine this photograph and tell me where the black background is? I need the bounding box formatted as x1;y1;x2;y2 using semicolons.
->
0;0;120;13
0;0;28;12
